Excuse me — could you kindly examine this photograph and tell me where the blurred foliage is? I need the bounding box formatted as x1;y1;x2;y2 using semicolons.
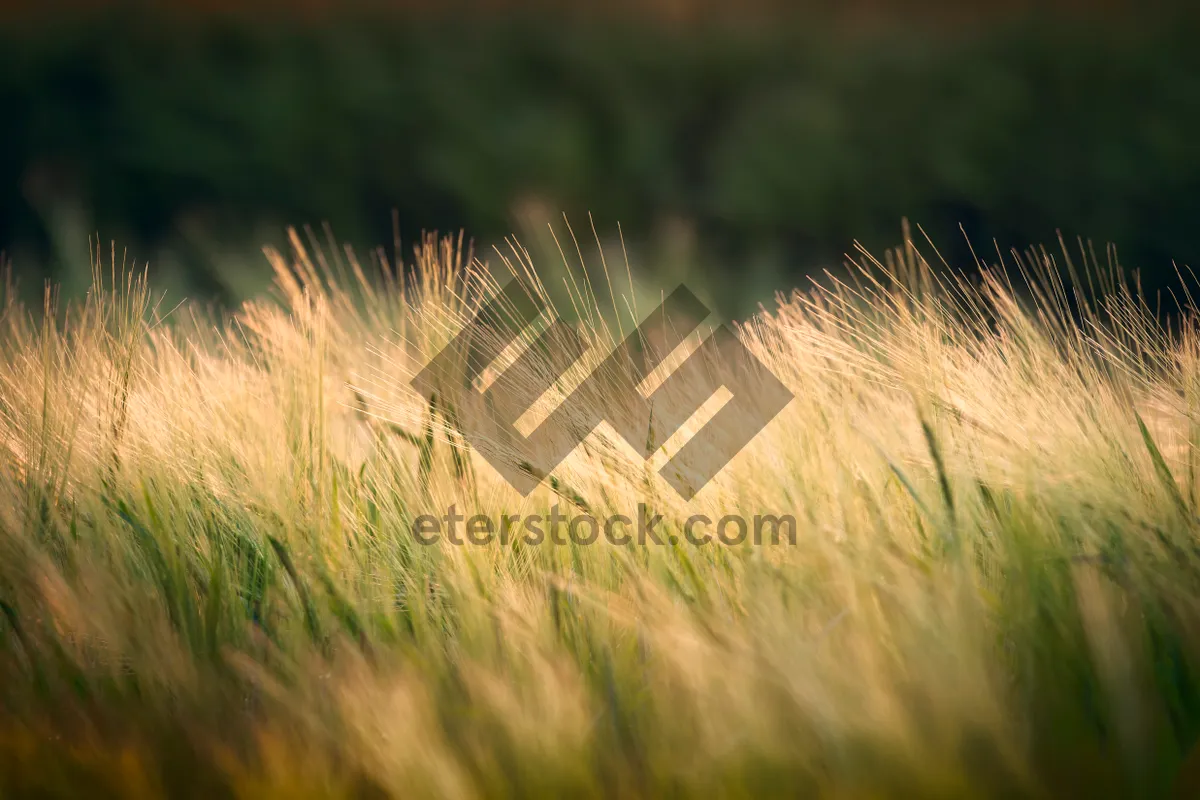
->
1;5;1199;308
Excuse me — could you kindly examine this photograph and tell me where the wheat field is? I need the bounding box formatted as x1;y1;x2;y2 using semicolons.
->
1;227;1199;797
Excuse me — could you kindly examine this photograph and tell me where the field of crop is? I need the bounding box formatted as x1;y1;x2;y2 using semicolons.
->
2;226;1200;797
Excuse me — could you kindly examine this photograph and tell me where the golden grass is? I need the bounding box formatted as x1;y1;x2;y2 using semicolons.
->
1;226;1199;797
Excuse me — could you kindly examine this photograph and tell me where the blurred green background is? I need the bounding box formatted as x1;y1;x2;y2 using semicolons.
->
1;0;1198;315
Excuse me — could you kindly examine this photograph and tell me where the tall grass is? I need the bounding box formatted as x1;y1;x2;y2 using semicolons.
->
1;227;1200;797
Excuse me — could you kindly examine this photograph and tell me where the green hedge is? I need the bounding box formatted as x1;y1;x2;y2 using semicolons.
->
2;10;1199;301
